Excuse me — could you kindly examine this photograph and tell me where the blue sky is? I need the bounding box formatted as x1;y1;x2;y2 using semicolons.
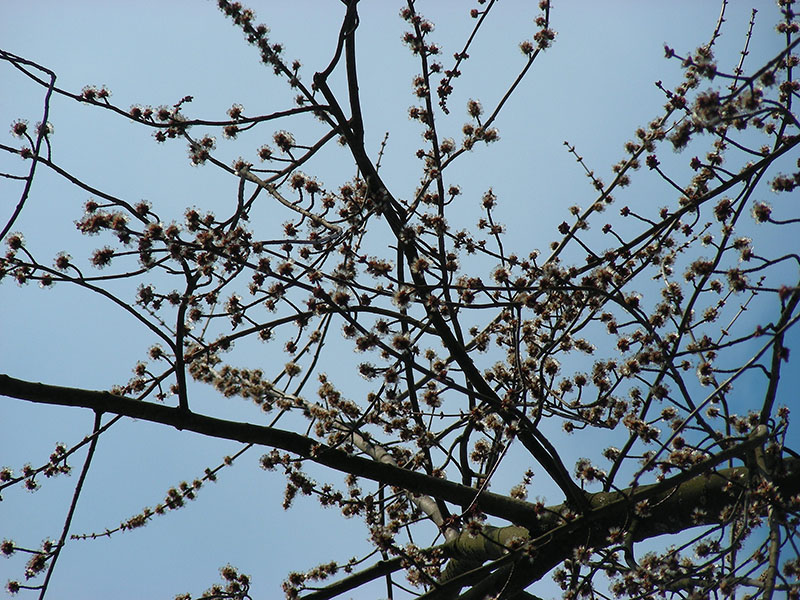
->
0;2;792;599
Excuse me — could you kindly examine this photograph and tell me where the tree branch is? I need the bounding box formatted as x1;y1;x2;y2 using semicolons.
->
0;373;541;527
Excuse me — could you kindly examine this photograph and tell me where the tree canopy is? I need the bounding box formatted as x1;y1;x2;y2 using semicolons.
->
1;1;799;599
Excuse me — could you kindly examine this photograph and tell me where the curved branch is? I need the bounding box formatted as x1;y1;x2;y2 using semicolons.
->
0;373;540;527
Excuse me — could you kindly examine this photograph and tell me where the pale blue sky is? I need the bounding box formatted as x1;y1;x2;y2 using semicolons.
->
0;2;792;599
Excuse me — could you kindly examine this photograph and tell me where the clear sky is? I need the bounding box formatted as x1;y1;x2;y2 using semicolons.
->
0;1;792;599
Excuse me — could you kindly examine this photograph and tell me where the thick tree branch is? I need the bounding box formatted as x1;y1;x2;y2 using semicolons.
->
0;374;539;527
419;456;800;599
